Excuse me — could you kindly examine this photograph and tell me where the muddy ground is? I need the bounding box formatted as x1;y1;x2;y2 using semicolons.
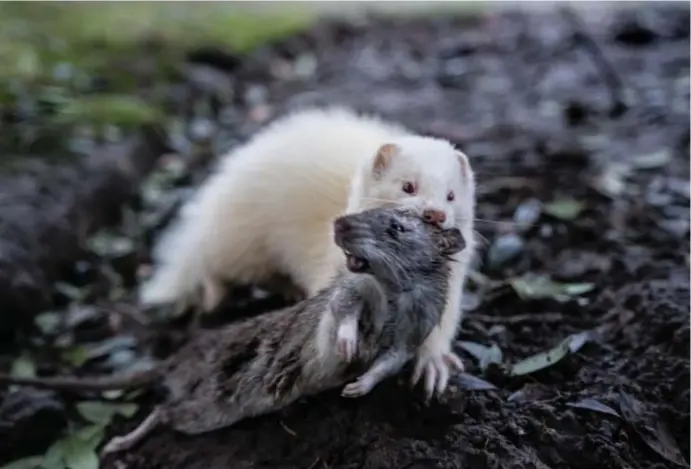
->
0;3;689;469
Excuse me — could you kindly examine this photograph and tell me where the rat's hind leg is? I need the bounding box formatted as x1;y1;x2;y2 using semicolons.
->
341;351;409;398
101;407;163;455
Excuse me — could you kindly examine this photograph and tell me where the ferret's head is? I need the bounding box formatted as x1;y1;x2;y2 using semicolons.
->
354;137;475;234
333;207;464;285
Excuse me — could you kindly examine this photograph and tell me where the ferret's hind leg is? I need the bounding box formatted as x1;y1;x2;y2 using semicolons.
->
101;406;163;455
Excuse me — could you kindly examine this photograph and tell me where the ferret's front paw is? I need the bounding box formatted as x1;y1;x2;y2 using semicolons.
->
336;322;358;362
341;376;373;398
411;350;464;401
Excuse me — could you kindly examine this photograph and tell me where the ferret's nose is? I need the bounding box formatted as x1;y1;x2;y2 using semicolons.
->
423;209;446;225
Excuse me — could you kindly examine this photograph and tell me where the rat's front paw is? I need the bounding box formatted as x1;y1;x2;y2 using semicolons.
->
341;376;373;398
336;321;358;362
411;349;464;401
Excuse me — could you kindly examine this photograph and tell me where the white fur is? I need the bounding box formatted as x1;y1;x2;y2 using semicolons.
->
336;317;358;362
140;105;476;396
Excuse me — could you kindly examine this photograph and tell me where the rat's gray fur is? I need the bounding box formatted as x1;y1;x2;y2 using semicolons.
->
326;208;464;397
0;208;463;454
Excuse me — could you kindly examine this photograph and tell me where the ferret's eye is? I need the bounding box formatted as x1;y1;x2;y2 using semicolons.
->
402;182;417;195
447;191;455;202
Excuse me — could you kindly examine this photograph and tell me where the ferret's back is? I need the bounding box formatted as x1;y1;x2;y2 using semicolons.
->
218;107;410;217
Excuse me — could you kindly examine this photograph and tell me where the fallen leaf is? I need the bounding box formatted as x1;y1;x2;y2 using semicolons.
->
566;398;620;417
508;331;594;377
77;401;138;426
101;390;124;400
61;346;90;368
510;338;571;376
62;428;103;469
617;392;687;467
543;198;584;220
64;448;98;469
509;273;595;302
87;232;135;258
456;341;503;371
34;312;63;335
453;373;498;391
10;354;36;379
42;439;68;469
568;330;597;353
0;456;44;469
507;383;551;402
632;148;672;169
54;283;89;302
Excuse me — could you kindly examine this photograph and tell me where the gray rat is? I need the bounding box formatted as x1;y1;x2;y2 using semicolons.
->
0;207;464;454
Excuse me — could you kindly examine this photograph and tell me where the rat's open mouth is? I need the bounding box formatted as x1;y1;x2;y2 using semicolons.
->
343;249;370;273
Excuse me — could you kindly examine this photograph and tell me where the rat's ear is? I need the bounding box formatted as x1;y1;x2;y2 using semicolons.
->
372;143;399;179
455;150;472;181
439;228;465;256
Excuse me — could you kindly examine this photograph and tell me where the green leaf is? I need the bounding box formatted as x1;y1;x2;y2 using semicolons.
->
0;456;44;469
55;283;87;302
509;332;596;377
76;401;138;426
61;346;90;367
10;354;36;379
101;390;124;400
42;439;68;469
35;312;63;335
456;341;503;371
73;425;105;448
509;274;594;302
86;232;135;258
510;337;571;376
62;433;100;469
543;198;584;221
56;95;161;127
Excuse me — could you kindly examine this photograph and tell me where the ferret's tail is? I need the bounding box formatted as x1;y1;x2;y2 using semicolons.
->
139;201;206;307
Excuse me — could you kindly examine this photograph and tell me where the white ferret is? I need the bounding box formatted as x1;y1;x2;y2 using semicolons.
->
140;106;477;397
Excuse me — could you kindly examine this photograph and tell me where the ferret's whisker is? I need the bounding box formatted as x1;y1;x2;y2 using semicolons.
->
472;230;490;247
360;197;405;206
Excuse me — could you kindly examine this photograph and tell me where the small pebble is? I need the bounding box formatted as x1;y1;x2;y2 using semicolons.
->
487;233;525;269
513;198;542;233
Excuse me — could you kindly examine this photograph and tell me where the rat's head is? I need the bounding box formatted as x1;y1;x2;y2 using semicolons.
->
333;207;465;285
355;137;475;232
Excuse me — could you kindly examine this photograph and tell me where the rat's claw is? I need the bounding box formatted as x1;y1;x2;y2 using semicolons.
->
443;352;465;373
436;360;450;396
341;377;372;398
424;363;437;402
411;357;425;387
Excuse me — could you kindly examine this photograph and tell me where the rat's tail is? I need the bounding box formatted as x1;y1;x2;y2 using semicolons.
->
0;368;162;392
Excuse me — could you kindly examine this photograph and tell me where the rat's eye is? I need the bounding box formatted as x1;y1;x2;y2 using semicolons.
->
389;220;406;234
447;191;455;202
402;182;417;195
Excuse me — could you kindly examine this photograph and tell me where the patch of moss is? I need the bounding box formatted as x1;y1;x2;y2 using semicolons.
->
55;94;162;127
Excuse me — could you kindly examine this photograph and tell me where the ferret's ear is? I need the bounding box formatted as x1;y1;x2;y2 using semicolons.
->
439;228;465;256
372;143;399;179
455;150;472;181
